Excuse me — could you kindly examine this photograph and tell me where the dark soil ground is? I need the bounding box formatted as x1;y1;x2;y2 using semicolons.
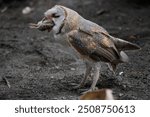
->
0;0;150;100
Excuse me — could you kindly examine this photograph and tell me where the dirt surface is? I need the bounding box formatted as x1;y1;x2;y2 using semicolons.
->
0;0;150;100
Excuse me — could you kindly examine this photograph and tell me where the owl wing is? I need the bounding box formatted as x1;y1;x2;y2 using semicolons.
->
67;29;120;63
79;22;140;51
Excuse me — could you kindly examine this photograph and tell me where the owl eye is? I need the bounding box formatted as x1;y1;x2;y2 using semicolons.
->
52;13;60;18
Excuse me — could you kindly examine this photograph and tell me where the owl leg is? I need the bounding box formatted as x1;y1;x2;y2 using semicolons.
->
86;63;100;92
72;61;92;89
79;61;92;87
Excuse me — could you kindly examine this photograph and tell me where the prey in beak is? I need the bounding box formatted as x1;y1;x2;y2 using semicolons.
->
29;17;55;32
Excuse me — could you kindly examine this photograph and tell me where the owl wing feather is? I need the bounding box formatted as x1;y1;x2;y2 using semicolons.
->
67;29;120;63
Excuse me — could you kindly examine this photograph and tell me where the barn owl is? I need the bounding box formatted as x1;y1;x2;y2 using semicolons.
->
30;5;140;93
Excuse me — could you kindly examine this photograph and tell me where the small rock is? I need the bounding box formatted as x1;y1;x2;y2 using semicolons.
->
55;66;59;69
50;76;54;78
96;9;106;15
119;93;123;97
119;71;124;75
123;84;127;88
70;68;75;71
22;6;33;15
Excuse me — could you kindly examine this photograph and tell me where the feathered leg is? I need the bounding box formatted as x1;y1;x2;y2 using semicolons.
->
72;61;92;89
88;63;100;91
79;61;92;87
81;63;100;94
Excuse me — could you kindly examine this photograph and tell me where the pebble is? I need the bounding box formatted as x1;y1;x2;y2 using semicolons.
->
70;68;75;71
119;71;124;75
123;84;127;88
55;66;59;69
96;9;106;15
119;93;124;97
50;76;54;78
22;6;33;15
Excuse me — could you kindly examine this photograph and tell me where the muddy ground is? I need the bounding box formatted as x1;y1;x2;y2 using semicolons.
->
0;0;150;100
